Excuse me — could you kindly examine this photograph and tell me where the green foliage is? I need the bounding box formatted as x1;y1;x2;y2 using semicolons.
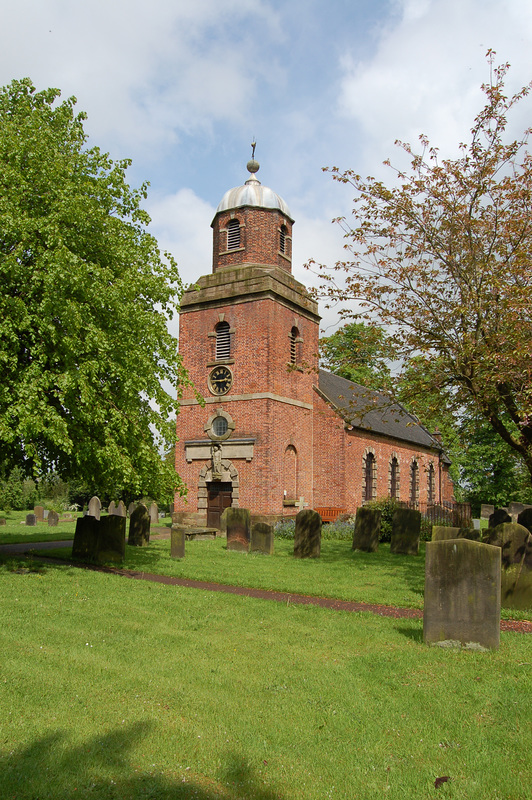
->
0;78;192;501
275;517;354;541
319;321;394;389
0;466;39;510
364;496;402;542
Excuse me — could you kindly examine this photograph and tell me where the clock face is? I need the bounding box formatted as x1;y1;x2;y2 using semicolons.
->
208;365;233;395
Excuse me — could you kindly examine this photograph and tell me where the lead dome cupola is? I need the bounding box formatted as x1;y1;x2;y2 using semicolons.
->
214;159;293;222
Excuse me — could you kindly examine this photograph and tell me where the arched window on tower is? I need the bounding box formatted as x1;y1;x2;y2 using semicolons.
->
410;459;419;506
363;451;376;503
290;326;300;364
280;224;288;254
227;219;240;250
215;321;231;360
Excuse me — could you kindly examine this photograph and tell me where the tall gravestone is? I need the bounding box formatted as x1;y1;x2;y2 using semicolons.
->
108;501;117;516
128;504;150;546
480;504;495;521
294;509;321;558
423;539;501;650
117;500;127;517
484;522;532;609
489;508;511;528
127;502;137;518
47;510;59;527
88;496;101;521
352;507;380;553
25;514;37;527
34;505;44;522
226;508;251;552
170;524;186;558
72;515;99;560
508;501;527;521
391;508;421;555
149;502;159;525
96;515;126;563
250;521;274;555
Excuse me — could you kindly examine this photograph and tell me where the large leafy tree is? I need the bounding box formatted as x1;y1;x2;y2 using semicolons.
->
0;78;191;500
312;57;532;486
319;322;394;390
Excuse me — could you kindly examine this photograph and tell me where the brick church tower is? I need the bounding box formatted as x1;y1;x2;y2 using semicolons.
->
174;156;320;526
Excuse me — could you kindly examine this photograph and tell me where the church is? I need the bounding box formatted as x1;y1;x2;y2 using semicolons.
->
174;158;453;527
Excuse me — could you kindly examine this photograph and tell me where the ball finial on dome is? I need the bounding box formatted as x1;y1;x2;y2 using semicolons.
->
247;140;260;174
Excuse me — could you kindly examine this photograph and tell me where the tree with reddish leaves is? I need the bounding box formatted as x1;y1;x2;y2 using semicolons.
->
311;55;532;485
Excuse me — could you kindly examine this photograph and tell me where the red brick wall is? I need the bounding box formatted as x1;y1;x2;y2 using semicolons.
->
212;207;292;273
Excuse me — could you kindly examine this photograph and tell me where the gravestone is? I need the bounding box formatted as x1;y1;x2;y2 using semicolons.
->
96;515;126;563
423;539;501;650
484;522;532;609
0;518;6;525
250;521;274;555
432;526;479;542
88;496;101;520
72;515;99;560
488;508;511;528
170;524;185;558
352;507;380;553
391;508;421;555
226;508;251;552
128;503;150;546
34;505;44;522
25;514;37;527
47;510;59;527
108;501;117;516
508;501;527;521
219;506;231;536
517;507;532;534
117;500;127;517
127;502;136;517
480;504;495;520
294;509;321;558
149;502;158;525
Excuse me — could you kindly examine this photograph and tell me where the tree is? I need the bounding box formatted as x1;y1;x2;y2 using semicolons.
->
0;79;192;501
319;321;394;389
311;56;532;485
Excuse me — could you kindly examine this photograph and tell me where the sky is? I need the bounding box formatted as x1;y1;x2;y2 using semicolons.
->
1;0;532;337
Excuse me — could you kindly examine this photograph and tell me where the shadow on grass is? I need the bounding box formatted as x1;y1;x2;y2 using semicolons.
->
395;624;424;643
0;723;284;800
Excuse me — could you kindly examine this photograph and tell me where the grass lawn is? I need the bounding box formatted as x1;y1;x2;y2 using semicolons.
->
0;558;531;800
0;509;80;545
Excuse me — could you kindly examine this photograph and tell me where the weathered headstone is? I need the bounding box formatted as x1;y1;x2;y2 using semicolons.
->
88;496;101;520
149;502;158;525
489;508;511;528
452;502;472;528
47;510;59;527
117;500;127;518
480;503;495;520
72;515;99;560
423;539;501;650
294;509;321;558
432;525;479;542
25;514;37;527
108;501;117;516
508;501;527;521
170;524;185;558
484;522;532;609
128;503;150;546
127;502;137;517
96;515;126;563
219;506;231;536
250;521;274;555
391;508;421;555
226;508;251;552
517;507;532;534
34;505;44;522
352;507;380;553
0;518;6;525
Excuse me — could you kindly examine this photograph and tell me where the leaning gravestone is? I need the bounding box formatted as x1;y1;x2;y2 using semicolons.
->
96;515;126;563
117;500;127;518
149;502;159;525
88;496;101;520
34;505;45;522
294;509;321;558
352;507;380;553
72;515;99;560
170;524;185;558
423;538;501;650
391;508;421;555
47;510;59;527
250;521;274;555
489;508;511;528
480;504;495;521
484;522;532;609
226;508;251;552
128;503;150;546
25;514;37;527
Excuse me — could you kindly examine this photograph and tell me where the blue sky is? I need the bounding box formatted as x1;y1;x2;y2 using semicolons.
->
2;0;531;335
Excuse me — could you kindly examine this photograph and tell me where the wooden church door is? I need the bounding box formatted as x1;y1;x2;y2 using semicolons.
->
207;482;232;528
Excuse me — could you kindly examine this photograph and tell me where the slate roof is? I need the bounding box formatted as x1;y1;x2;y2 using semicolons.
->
316;369;445;452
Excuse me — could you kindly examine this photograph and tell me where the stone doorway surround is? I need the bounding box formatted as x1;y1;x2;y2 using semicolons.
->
198;459;239;515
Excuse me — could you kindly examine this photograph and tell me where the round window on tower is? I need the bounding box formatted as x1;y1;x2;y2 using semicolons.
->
204;409;235;441
212;416;228;437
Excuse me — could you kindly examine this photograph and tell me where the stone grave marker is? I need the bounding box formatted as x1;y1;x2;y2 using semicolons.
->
508;501;527;521
47;510;59;527
149;502;159;525
108;501;117;516
484;522;532;609
489;508;511;528
0;518;6;525
226;508;251;552
250;521;274;555
72;515;99;560
88;496;101;520
294;509;321;558
25;514;37;527
170;524;186;558
128;503;150;546
391;507;421;555
352;507;380;553
432;526;479;542
517;507;532;534
423;538;501;650
34;505;44;522
127;502;136;517
117;500;127;517
96;515;126;563
480;504;495;520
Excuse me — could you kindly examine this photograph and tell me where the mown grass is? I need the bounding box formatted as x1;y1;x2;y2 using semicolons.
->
0;509;79;544
1;560;531;800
